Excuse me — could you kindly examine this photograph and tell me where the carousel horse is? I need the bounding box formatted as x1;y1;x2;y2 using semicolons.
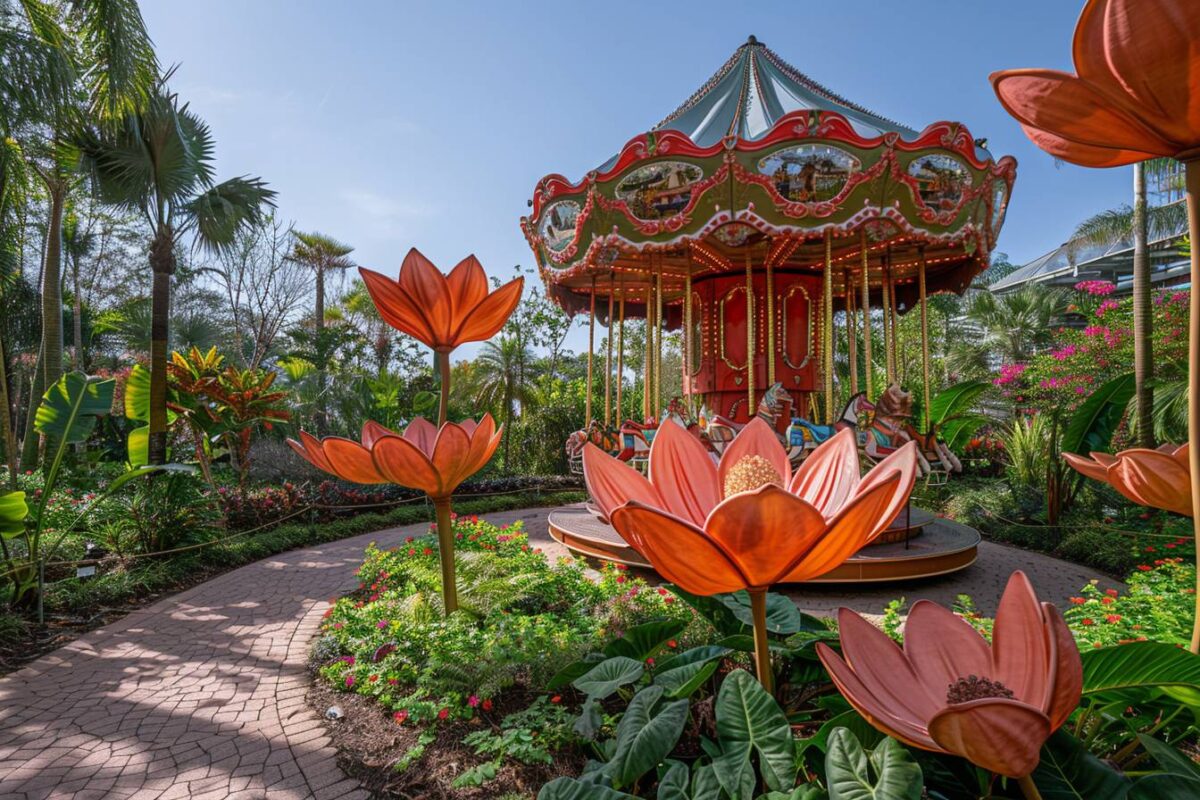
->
864;385;961;482
787;392;872;457
565;419;620;474
616;398;715;468
705;383;806;466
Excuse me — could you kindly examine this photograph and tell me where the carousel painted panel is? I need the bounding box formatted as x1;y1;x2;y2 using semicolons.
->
777;274;820;393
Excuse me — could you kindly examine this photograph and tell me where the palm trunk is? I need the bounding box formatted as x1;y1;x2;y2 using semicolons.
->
18;344;44;470
148;228;175;466
0;331;17;490
1132;162;1154;447
314;266;327;432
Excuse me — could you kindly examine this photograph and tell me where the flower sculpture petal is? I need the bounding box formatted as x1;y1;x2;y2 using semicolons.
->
1064;444;1191;517
287;414;502;499
359;248;524;352
990;0;1200;167
582;419;919;592
817;571;1082;778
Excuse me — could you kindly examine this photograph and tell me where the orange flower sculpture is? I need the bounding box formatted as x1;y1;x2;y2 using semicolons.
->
1064;444;1191;517
817;571;1082;781
289;416;503;613
990;0;1200;168
583;419;918;688
991;0;1200;653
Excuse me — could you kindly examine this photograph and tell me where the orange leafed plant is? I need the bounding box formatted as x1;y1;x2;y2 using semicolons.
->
583;419;917;688
1064;444;1191;517
817;571;1082;780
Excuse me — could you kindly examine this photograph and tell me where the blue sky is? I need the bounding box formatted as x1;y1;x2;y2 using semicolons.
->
141;0;1133;351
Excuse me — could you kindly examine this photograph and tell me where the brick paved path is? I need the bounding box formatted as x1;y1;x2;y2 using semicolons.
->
0;506;1117;799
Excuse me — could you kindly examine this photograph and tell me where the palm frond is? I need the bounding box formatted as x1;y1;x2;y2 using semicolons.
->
67;0;157;124
0;0;76;131
184;176;277;253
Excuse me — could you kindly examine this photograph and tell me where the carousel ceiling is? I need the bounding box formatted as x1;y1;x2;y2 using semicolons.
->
520;36;1017;318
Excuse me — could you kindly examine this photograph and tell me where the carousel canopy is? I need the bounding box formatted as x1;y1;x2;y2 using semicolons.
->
521;36;1017;321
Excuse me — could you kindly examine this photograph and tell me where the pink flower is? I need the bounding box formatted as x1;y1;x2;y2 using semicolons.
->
467;695;480;707
344;674;355;688
377;620;389;629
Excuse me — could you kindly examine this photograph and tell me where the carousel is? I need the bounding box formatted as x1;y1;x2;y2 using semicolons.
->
520;36;1015;582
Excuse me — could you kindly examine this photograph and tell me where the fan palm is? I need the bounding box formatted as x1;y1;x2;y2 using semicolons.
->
471;335;537;469
77;85;275;464
286;231;354;430
957;285;1066;370
1071;166;1187;447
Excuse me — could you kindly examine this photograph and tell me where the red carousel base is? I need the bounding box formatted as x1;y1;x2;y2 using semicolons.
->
547;504;978;583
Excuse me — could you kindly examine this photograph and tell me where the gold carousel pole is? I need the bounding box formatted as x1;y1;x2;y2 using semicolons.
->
766;251;776;387
880;253;894;386
684;269;693;409
888;249;900;382
655;263;664;418
823;230;834;424
744;252;755;417
860;229;874;399
643;285;653;422
605;275;614;427
918;247;932;426
845;273;858;397
586;276;596;426
617;281;625;424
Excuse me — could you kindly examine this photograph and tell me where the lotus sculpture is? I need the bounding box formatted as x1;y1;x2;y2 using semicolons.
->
583;418;918;689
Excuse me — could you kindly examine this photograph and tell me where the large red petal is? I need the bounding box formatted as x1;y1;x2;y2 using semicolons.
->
853;441;918;543
403;417;438;458
1043;602;1084;730
582;444;663;522
1073;0;1200;148
990;571;1051;708
836;609;940;725
1110;449;1193;516
609;503;746;594
397;248;454;345
445;255;490;321
903;600;993;698
649;420;720;525
289;431;334;473
1063;452;1112;484
718;416;790;490
704;485;825;587
991;69;1173;155
430;422;477;494
362;420;399;449
453;278;524;345
788;427;860;519
782;472;901;582
322;437;389;484
370;435;440;495
816;643;939;751
359;266;437;346
1017;121;1161;168
928;699;1051;778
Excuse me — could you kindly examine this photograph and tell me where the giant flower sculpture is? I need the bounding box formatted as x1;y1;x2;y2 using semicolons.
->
583;419;918;689
990;0;1200;652
816;571;1082;794
290;417;502;613
359;248;524;423
1064;444;1191;517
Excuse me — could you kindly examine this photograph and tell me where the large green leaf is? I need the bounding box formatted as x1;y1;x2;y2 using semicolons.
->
655;760;691;800
926;381;989;426
654;645;730;698
537;777;636;800
1136;734;1200;780
604;619;688;661
671;586;824;636
715;669;797;792
1082;642;1200;706
604;685;689;789
34;372;114;443
825;729;922;800
0;491;28;538
798;710;885;759
1061;373;1135;457
572;656;644;700
548;652;606;690
938;415;988;452
127;424;149;466
1030;730;1130;800
124;363;151;421
1129;774;1200;800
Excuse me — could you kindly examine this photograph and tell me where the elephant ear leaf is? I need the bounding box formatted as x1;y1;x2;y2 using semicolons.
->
0;491;28;538
604;685;689;790
826;728;922;800
1061;373;1135;457
35;372;114;443
124;364;151;422
715;669;797;793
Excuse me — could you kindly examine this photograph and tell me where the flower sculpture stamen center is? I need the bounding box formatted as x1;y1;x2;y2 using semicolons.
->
723;454;782;497
945;674;1015;704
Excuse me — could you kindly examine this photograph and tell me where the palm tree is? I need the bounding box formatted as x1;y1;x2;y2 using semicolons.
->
1072;161;1187;447
78;85;275;464
287;231;354;431
953;285;1066;372
471;335;537;469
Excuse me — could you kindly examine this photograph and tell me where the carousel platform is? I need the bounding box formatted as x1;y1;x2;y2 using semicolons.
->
547;504;979;583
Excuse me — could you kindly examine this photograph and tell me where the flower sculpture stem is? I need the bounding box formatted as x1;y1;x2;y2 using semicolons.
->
433;495;458;613
1187;159;1200;653
748;589;773;693
1018;774;1044;800
436;350;451;427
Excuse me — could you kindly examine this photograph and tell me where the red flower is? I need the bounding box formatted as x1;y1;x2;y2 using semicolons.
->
1081;618;1095;626
550;695;562;704
482;698;493;711
1106;614;1123;624
422;547;433;556
437;707;449;720
1105;589;1119;598
1069;597;1086;605
1137;565;1153;572
394;710;408;724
